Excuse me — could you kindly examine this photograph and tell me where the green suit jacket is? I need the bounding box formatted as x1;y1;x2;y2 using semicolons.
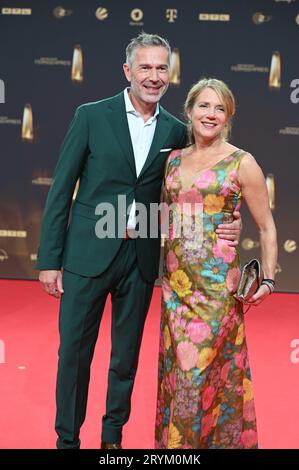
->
36;91;187;281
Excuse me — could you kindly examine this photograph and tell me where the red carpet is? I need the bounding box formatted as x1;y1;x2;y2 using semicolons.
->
0;279;298;449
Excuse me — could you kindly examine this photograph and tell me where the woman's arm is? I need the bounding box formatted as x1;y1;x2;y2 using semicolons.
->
238;153;278;305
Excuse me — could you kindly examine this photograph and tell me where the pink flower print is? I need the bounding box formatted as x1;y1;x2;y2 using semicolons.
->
186;319;211;344
166;250;179;273
226;267;241;293
176;341;199;371
202;385;216;411
241;429;258;448
235;347;247;370
220;180;231;197
178;189;203;215
195;170;217;189
230;170;237;180
220;361;230;382
162;279;173;302
169;371;176;390
213;238;236;263
201;414;214;437
244;399;256;422
193;290;207;303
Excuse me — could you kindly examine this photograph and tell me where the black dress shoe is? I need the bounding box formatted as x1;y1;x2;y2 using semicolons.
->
101;441;122;449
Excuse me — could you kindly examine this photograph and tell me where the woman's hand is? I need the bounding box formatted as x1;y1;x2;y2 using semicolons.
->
245;284;271;307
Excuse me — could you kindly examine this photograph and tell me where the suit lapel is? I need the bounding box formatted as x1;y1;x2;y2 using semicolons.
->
138;108;172;179
107;92;137;177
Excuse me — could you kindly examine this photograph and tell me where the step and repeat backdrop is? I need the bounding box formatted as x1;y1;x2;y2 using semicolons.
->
0;0;298;291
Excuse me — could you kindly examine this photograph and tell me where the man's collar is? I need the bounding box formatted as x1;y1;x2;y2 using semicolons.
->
124;88;159;118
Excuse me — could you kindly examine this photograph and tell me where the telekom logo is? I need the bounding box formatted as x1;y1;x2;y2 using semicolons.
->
0;79;5;103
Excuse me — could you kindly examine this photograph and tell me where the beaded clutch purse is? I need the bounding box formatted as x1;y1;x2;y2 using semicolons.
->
234;259;264;303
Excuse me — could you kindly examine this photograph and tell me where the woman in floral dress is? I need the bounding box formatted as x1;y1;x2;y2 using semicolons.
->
155;78;277;449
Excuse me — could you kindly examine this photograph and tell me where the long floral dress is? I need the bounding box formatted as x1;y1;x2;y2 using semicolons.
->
155;149;258;449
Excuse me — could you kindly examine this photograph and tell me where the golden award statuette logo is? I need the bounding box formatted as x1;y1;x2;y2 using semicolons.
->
269;51;281;89
131;8;143;22
170;48;180;85
166;9;177;23
71;45;83;82
284;240;297;253
95;7;108;20
53;6;73;18
22;104;34;142
241;238;260;250
252;12;272;24
266;174;275;210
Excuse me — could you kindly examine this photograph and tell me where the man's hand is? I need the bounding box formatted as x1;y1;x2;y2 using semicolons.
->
215;210;242;247
39;270;64;298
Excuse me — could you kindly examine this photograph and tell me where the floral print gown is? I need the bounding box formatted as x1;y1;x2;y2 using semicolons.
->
155;149;258;449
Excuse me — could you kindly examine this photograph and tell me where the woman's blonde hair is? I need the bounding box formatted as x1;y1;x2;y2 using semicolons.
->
184;78;236;144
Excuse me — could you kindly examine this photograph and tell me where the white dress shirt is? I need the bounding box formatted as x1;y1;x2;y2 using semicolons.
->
124;88;159;229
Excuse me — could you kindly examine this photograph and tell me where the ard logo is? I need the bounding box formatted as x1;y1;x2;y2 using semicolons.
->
0;79;4;103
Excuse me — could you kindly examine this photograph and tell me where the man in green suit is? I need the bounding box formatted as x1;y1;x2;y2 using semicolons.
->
36;33;241;449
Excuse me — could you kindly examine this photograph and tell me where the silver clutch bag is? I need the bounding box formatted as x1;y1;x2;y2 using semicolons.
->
234;259;264;303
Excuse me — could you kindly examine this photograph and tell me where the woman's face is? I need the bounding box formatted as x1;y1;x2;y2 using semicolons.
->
189;87;229;142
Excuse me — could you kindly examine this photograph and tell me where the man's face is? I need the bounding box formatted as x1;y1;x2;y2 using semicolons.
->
123;46;170;105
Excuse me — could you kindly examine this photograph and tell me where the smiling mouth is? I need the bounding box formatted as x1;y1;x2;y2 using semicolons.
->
144;85;161;92
201;122;217;128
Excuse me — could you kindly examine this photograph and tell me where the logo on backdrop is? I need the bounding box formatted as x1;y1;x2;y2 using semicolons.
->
53;6;73;18
241;239;260;250
279;126;299;135
274;0;295;4
283;240;297;253
169;49;180;85
95;7;108;20
22;104;34;142
166;9;177;23
269;51;281;89
0;249;8;261
0;8;31;15
71;45;83;83
252;12;272;24
198;13;230;22
290;79;299;103
130;8;143;25
0;230;27;238
0;79;4;103
266;174;275;210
